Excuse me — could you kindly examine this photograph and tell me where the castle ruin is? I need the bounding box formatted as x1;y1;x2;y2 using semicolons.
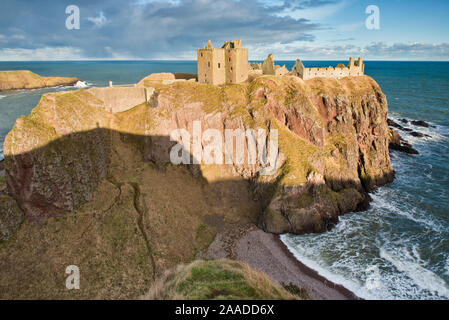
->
197;40;364;84
197;40;249;85
290;57;365;80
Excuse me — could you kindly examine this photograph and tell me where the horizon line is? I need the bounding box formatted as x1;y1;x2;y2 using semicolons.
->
1;59;448;63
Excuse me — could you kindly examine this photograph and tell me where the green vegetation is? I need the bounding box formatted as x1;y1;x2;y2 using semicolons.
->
282;282;311;300
274;118;321;186
143;260;305;300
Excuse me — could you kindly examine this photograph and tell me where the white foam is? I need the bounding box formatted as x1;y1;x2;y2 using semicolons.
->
370;190;446;233
74;81;88;88
445;257;449;277
380;247;449;298
280;234;364;296
281;182;449;300
389;115;448;144
0;95;5;100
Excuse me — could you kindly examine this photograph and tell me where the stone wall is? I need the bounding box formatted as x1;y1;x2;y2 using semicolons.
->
291;58;364;80
88;87;154;113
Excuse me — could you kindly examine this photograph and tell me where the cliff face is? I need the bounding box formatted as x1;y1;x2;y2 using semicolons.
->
4;75;393;234
0;74;394;298
0;70;79;91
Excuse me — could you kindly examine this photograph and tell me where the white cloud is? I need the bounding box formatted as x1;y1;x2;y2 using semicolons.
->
262;41;449;60
87;12;108;28
276;0;348;21
0;47;86;61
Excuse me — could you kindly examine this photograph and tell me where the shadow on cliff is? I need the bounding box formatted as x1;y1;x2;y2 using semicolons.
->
3;127;394;235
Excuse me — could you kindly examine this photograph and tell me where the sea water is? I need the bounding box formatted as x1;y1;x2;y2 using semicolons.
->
1;60;448;299
281;61;449;300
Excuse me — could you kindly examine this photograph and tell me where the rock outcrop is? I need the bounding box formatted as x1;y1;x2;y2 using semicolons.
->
0;70;79;91
4;75;393;236
388;127;419;155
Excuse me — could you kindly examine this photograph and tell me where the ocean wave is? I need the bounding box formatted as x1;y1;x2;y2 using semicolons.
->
280;234;364;296
282;217;449;300
445;257;449;277
281;180;449;300
53;81;92;91
74;81;89;88
380;247;449;299
370;189;448;233
0;95;5;100
389;115;448;144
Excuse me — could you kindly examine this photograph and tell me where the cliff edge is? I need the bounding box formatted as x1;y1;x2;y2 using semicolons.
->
0;70;79;91
4;75;393;234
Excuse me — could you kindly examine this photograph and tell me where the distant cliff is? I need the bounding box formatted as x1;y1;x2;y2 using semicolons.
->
0;70;79;91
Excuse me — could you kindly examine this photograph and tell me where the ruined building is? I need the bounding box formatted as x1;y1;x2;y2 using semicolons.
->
197;40;249;85
261;54;289;76
291;57;365;80
198;41;364;84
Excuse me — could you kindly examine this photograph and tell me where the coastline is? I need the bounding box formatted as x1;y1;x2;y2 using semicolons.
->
207;222;360;300
272;234;360;300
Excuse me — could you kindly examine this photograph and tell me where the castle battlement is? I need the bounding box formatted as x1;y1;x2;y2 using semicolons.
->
291;57;365;80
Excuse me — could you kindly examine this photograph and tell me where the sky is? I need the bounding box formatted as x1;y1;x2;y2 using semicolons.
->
0;0;448;61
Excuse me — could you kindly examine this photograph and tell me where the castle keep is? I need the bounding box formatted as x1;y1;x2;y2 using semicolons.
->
197;40;249;85
197;40;364;84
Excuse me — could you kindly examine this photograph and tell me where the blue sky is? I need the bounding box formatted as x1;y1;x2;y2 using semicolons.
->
0;0;448;60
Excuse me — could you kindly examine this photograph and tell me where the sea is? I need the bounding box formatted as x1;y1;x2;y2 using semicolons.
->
1;60;448;300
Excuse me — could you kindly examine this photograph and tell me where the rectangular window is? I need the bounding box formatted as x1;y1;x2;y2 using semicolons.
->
218;63;221;68
208;62;210;68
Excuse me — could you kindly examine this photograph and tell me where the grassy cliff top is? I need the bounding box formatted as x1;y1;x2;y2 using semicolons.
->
0;70;79;91
143;259;306;300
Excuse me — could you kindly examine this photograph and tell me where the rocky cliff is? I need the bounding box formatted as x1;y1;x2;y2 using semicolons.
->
4;75;393;234
0;70;79;91
0;74;394;298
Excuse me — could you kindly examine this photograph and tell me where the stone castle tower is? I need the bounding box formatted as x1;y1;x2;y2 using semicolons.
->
197;40;249;85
